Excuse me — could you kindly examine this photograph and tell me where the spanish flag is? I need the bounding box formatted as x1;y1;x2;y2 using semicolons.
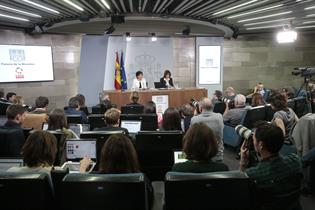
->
114;52;122;90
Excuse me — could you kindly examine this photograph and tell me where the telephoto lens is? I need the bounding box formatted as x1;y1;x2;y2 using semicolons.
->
190;98;201;114
235;125;253;139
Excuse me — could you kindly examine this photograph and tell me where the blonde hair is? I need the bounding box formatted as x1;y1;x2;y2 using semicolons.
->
104;108;121;125
13;96;24;105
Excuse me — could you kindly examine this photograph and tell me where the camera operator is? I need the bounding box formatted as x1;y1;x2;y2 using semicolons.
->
223;94;248;127
224;87;236;100
190;97;224;161
240;122;302;208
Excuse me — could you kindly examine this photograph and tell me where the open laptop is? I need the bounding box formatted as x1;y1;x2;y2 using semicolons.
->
0;159;24;172
62;139;97;173
154;82;166;89
121;120;142;134
174;151;188;164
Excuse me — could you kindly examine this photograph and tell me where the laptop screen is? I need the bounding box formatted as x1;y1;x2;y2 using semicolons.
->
66;140;97;160
0;159;24;172
174;151;187;164
121;120;142;133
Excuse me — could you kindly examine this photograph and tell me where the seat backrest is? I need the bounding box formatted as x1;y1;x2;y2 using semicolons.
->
0;172;54;210
135;131;183;180
66;115;83;124
242;106;266;129
0;102;11;116
92;106;101;114
265;104;276;122
287;99;296;111
0;158;24;172
0;127;25;157
61;173;149;210
213;102;226;115
45;130;67;166
294;97;307;118
165;171;252;210
120;114;158;131
121;105;144;114
88;114;106;130
22;113;48;130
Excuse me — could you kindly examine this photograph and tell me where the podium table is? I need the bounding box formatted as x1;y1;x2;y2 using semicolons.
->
104;88;208;108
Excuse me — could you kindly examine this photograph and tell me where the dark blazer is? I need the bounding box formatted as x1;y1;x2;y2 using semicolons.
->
160;77;174;87
94;125;129;135
65;108;88;124
0;121;25;157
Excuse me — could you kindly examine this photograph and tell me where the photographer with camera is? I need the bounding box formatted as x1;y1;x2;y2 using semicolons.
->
223;94;248;127
240;122;302;209
190;97;224;161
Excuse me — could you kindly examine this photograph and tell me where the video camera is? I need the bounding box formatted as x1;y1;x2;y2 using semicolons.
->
292;67;315;77
219;96;235;109
190;99;201;114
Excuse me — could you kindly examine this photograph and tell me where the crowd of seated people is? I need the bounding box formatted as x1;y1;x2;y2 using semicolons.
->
1;82;315;206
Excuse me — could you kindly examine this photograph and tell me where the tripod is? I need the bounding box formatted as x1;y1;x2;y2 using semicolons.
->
296;76;314;113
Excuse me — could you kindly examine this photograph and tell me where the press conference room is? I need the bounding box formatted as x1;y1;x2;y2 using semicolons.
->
1;0;315;210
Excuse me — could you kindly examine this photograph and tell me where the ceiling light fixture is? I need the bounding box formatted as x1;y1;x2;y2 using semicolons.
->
238;11;292;22
302;20;315;24
63;0;84;11
0;13;29;22
213;0;258;15
0;4;41;18
126;32;131;41
296;25;315;29
305;5;315;10
276;25;297;43
151;33;157;42
228;4;283;19
306;14;315;17
22;0;59;14
244;17;295;26
246;24;283;30
100;0;111;10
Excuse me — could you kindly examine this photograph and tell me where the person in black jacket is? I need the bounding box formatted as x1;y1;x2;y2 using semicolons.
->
94;108;128;134
160;70;174;88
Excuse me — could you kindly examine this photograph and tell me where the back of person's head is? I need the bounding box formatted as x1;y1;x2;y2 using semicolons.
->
35;96;49;108
104;108;121;125
13;96;24;105
200;97;212;112
254;122;284;154
181;103;194;117
281;87;295;99
136;71;143;77
6;104;26;121
269;92;288;111
183;123;218;161
0;90;4;98
214;90;223;98
68;97;80;109
22;130;57;167
76;94;86;106
48;108;68;130
99;134;140;173
234;94;246;107
6;92;16;101
164;70;171;78
130;91;140;104
251;93;264;107
226;87;235;96
143;101;156;114
162;107;182;130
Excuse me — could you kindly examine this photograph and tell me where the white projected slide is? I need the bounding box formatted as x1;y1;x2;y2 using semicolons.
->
0;45;54;83
199;46;221;85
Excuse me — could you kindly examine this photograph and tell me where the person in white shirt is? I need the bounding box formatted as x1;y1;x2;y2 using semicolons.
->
132;71;147;89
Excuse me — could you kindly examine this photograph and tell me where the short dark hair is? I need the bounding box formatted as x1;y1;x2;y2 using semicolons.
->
162;107;182;130
99;134;140;173
76;94;85;106
136;71;143;77
68;97;80;108
181;103;194;117
183;123;218;161
6;92;16;100
48;109;68;130
214;90;223;98
0;90;4;98
6;104;26;120
143;101;156;114
269;92;288;111
130;91;139;104
35;96;49;108
164;70;171;78
22;130;57;167
254;122;284;154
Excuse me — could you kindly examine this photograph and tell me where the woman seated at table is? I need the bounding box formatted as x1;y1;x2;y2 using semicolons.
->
160;70;174;88
132;71;147;89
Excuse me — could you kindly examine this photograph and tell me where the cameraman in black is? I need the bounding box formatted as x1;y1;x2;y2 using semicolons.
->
240;122;302;209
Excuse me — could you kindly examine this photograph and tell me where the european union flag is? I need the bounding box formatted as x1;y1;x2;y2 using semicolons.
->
120;52;128;90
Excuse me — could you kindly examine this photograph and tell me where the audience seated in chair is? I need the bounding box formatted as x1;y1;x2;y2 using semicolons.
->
224;87;236;100
223;94;248;127
160;107;182;131
143;101;156;114
251;93;265;107
172;123;229;173
22;112;48;130
6;92;16;104
64;96;88;124
0;90;6;102
31;96;49;114
180;103;194;132
94;108;128;134
191;97;224;161
240;122;302;210
127;91;142;106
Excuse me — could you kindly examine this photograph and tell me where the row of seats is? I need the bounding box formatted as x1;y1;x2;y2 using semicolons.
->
0;170;300;210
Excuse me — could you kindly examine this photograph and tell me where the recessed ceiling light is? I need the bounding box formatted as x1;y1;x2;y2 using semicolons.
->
0;4;41;18
228;4;283;19
100;0;110;10
63;0;84;11
238;11;292;23
305;5;315;10
277;30;297;43
244;17;295;26
22;0;59;14
213;0;258;15
246;24;283;30
296;25;315;29
0;13;29;22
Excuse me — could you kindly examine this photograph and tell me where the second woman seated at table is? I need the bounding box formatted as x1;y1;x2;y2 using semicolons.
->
160;70;174;88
